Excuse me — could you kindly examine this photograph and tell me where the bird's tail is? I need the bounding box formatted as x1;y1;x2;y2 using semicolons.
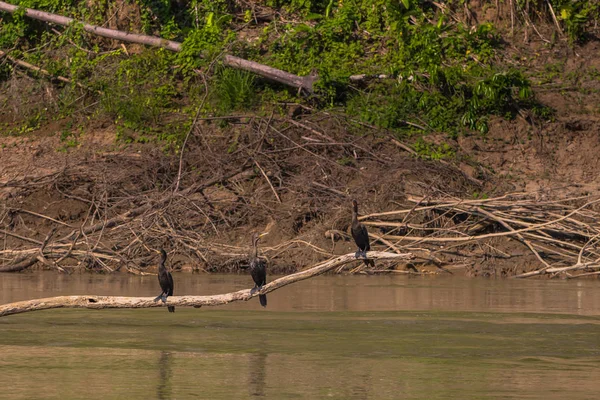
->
363;258;375;268
168;305;175;313
259;294;267;307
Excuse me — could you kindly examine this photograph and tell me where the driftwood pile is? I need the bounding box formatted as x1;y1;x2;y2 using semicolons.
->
0;113;399;275
344;193;600;279
3;175;599;280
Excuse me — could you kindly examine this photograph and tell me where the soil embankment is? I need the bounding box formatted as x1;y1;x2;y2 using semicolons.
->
1;2;600;277
2;97;600;277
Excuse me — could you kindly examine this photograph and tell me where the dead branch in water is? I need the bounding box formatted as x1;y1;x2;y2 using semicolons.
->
348;193;600;278
0;251;413;317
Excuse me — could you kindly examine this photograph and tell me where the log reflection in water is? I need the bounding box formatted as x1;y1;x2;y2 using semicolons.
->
248;350;267;398
157;351;173;400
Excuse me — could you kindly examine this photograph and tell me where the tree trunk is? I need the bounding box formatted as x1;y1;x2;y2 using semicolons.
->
0;1;317;92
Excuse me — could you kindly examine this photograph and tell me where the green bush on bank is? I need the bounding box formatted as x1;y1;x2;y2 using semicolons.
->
0;0;598;144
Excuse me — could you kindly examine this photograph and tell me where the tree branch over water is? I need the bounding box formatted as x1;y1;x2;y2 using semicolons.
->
0;251;413;317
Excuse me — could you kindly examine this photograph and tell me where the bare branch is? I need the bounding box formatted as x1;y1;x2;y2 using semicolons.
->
0;251;413;317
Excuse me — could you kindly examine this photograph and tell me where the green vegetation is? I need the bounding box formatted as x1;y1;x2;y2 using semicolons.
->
413;137;455;160
0;0;598;147
213;67;256;114
58;126;80;151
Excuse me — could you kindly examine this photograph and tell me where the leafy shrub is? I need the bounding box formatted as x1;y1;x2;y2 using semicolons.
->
212;67;256;114
0;0;597;146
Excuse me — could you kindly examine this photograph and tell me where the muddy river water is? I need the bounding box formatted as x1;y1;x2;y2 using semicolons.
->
0;272;599;399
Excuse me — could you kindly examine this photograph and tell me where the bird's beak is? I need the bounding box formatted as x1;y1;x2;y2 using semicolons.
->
259;232;269;238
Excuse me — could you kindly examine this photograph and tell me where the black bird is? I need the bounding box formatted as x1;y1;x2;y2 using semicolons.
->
249;232;268;307
154;249;175;313
351;199;375;268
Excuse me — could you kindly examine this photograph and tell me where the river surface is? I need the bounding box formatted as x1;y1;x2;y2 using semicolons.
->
0;272;599;399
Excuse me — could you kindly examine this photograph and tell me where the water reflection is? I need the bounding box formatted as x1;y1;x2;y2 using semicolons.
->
1;272;600;400
349;371;371;400
248;351;267;398
157;351;172;400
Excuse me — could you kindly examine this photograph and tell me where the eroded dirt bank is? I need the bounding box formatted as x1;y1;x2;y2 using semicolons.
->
2;94;600;277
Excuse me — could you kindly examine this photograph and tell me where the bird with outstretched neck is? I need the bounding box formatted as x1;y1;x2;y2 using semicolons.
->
249;232;269;307
154;249;175;313
351;199;375;268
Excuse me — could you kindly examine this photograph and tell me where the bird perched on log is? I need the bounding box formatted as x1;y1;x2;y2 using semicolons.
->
154;249;175;313
249;232;269;307
351;199;375;268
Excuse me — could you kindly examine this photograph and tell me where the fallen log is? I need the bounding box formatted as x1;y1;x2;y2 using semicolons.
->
0;251;413;317
0;50;91;90
514;262;600;278
0;255;38;273
0;1;317;92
